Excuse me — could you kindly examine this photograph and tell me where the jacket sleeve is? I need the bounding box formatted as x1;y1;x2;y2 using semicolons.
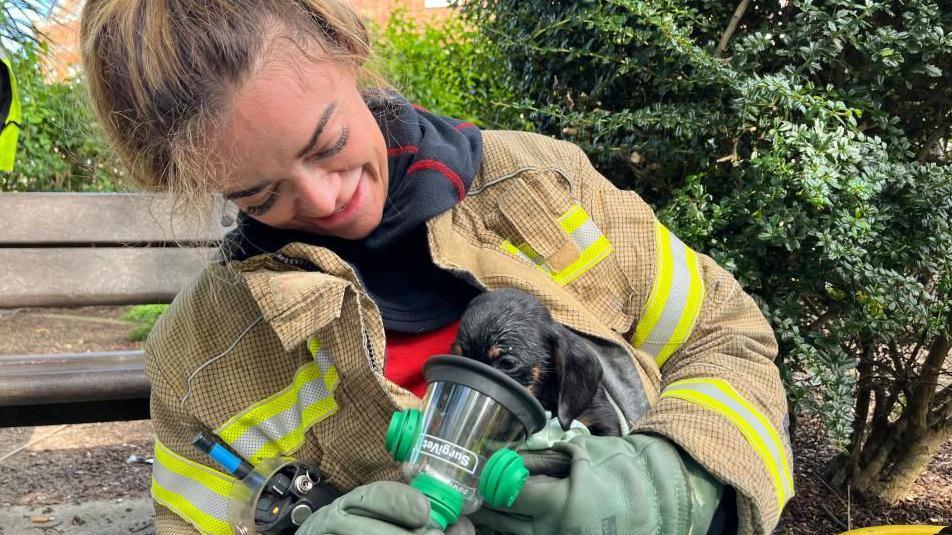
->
571;146;793;534
145;308;238;535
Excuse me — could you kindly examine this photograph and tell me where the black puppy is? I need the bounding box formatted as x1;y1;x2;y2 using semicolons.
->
451;288;621;436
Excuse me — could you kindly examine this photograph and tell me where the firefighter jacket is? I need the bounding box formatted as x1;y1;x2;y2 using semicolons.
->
146;130;793;535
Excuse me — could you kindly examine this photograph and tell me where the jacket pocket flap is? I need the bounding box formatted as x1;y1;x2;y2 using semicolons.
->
497;177;580;272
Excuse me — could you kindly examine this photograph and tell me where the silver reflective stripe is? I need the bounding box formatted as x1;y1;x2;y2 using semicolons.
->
313;345;335;374
640;234;692;356
568;218;601;250
152;462;230;523
151;440;234;534
216;339;340;465
662;379;793;507
226;371;332;461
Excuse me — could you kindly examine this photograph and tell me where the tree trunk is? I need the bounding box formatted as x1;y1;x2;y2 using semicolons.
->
828;342;875;487
876;427;950;503
828;311;952;502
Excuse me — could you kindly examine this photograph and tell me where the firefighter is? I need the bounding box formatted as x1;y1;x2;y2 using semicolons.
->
80;1;793;533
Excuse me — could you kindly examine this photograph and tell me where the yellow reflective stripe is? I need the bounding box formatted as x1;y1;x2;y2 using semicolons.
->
661;378;793;509
634;223;671;346
654;247;704;367
499;205;614;286
151;441;233;535
324;365;340;391
551;234;612;285
154;441;233;497
632;221;705;368
559;204;588;234
152;483;231;535
216;339;339;464
307;336;321;357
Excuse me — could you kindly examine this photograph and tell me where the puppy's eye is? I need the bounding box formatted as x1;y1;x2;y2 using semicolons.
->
498;356;519;372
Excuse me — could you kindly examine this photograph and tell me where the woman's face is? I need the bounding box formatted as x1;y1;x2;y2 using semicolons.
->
213;45;388;240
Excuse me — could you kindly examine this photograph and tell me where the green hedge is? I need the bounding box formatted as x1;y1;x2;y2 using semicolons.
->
464;0;952;445
2;44;122;192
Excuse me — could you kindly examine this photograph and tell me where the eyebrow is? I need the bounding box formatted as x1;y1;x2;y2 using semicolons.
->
295;101;337;159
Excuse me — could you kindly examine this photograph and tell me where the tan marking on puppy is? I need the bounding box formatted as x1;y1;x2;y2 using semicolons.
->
530;365;543;383
527;364;543;396
487;346;503;360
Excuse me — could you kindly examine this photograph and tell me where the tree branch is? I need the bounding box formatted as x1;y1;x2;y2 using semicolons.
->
908;310;952;428
715;0;752;58
917;119;949;163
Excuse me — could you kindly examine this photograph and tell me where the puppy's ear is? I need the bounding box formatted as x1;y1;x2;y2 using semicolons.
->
549;323;604;431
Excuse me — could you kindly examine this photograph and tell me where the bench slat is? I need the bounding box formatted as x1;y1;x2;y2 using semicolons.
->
0;192;236;245
0;350;148;406
0;247;217;307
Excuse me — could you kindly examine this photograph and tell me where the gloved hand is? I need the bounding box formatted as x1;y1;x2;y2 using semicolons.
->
296;480;476;534
470;433;724;535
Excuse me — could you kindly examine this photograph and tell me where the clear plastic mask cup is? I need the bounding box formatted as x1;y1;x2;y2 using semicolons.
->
386;355;546;529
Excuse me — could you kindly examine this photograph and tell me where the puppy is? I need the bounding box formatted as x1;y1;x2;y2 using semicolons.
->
451;288;621;436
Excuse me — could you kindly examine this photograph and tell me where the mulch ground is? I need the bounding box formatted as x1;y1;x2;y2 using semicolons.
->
777;414;952;533
0;422;154;506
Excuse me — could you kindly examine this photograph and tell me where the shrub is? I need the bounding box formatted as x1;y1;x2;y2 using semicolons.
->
465;0;952;501
2;44;122;192
124;304;169;342
374;9;527;129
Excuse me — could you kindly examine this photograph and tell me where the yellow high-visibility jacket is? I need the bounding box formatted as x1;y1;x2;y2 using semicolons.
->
0;55;21;171
146;130;793;534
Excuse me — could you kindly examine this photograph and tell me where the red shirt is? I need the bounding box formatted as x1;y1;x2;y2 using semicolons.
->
383;320;460;398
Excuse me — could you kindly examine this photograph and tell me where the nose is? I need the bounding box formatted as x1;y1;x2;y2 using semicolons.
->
293;169;340;218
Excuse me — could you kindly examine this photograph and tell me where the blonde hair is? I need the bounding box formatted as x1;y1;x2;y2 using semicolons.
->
80;0;387;206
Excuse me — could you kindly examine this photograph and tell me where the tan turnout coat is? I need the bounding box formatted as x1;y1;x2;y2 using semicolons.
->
147;130;792;535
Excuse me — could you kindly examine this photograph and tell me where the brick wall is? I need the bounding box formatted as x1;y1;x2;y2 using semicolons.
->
36;0;457;82
351;0;454;27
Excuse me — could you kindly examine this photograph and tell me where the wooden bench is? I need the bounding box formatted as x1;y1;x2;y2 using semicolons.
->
0;192;235;426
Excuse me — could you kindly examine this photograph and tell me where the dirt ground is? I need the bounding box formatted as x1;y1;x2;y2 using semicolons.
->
778;415;952;533
0;421;154;507
0;306;141;355
1;306;950;534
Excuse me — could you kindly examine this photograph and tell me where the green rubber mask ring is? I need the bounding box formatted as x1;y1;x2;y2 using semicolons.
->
385;409;422;463
478;448;529;508
411;474;463;530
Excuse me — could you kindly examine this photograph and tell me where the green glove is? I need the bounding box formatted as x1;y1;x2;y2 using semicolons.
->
296;481;476;534
470;434;724;535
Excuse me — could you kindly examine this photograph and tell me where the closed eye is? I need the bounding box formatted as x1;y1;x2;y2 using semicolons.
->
311;126;350;161
245;182;282;216
498;356;519;372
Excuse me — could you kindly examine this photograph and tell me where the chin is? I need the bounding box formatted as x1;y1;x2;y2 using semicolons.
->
334;214;383;241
